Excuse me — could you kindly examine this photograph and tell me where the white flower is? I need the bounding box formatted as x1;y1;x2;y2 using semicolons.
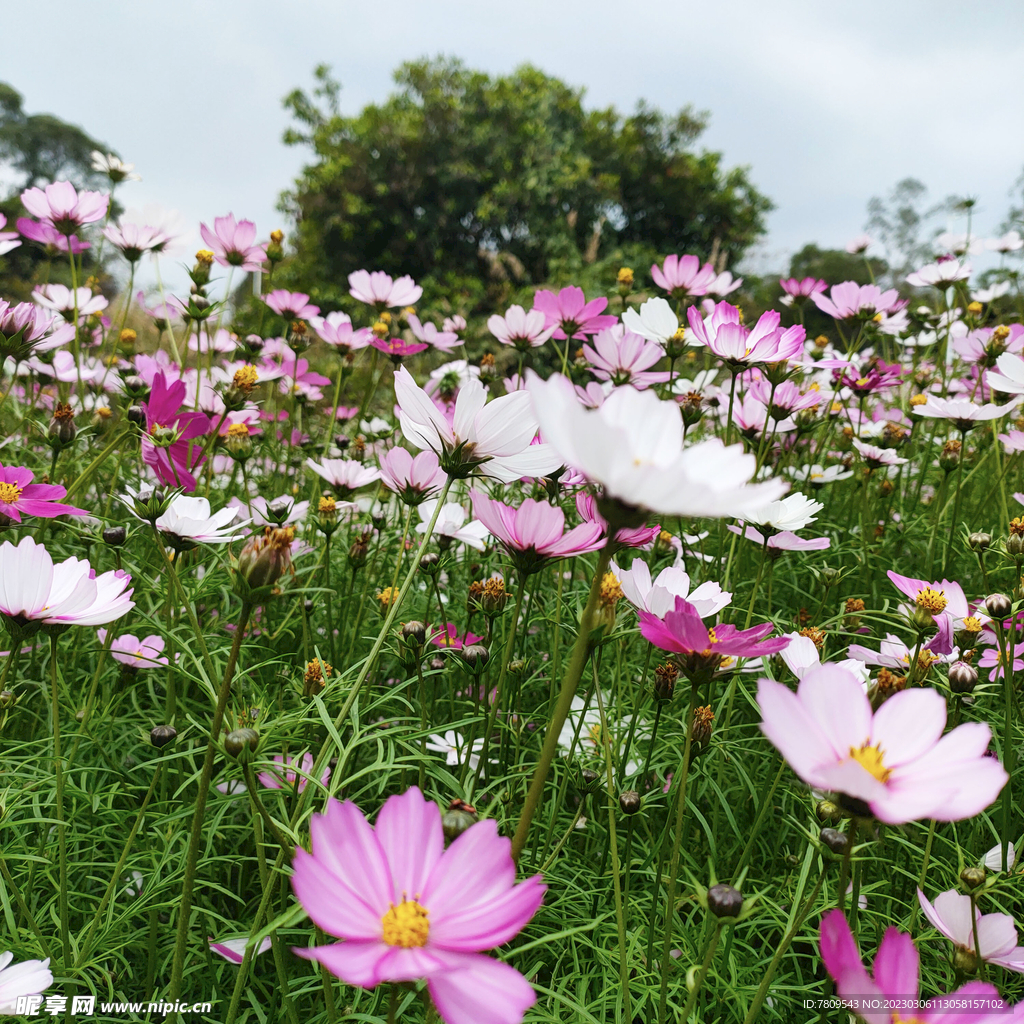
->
621;297;679;344
670;369;720;397
415;500;488;550
426;730;486;770
934;231;984;257
706;271;743;296
987;352;1024;396
155;496;248;546
852;440;908;468
526;372;788;517
395;365;560;483
973;281;1011;304
907;258;971;288
90;150;141;182
984;842;1017;871
788;464;853;485
33;284;108;320
745;493;823;532
0;951;53;1013
305;458;381;493
613;556;730;619
912;395;1019;428
845;234;872;255
987;232;1024;254
779;634;870;686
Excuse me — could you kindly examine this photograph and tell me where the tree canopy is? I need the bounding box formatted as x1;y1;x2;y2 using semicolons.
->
278;59;772;312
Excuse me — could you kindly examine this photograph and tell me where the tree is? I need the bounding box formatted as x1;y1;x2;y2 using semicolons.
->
278;59;772;314
865;178;932;283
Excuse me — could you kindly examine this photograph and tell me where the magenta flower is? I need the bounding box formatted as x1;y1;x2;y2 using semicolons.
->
639;596;789;659
311;311;373;352
918;889;1024;973
650;254;717;299
887;570;968;656
812;281;902;320
262;290;320;320
96;630;168;668
290;787;545;1024
429;624;484;650
209;937;272;964
686;302;805;367
833;360;904;395
17;218;90;255
470;489;604;574
278;358;332;401
0;536;134;635
582;326;669;389
371;336;429;360
140;371;212;492
0;463;85;523
757;663;1007;823
820;909;1007;1022
532;286;616;340
378;449;446;506
779;276;826;305
348;270;422;309
487;305;555;350
257;752;330;793
199;214;266;271
21;181;108;235
978;645;1024;682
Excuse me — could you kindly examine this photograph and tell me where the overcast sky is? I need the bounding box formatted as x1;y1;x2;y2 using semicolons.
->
4;0;1023;291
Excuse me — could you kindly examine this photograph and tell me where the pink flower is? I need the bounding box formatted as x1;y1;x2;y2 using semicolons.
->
812;281;902;320
978;645;1024;682
262;290;320;320
470;489;604;574
532;287;616;340
290;787;545;1024
0;463;86;523
199;214;266;271
918;889;1024;972
0;214;19;256
779;277;826;304
21;181;108;234
408;315;460;352
102;222;166;263
729;524;831;551
820;909;1007;1022
306;458;381;496
378;449;446;505
886;570;968;655
650;254;717;299
208;937;272;964
583;326;669;389
0;301;74;360
614;556;730;619
33;284;108;322
141;372;212;492
371;336;429;360
487;305;555;350
852;440;908;469
258;752;330;793
574;491;660;548
97;630;168;668
310;311;373;352
278;358;332;401
757;663;1007;823
686;302;805;366
639;596;788;659
17;218;90;254
348;270;422;309
0;536;134;634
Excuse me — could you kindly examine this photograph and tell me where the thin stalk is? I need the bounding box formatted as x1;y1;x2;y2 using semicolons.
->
49;634;72;981
679;924;723;1023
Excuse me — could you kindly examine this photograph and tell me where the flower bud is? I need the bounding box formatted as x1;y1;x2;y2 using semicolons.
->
707;884;743;919
102;526;127;547
461;644;489;674
619;790;641;815
236;527;295;592
126;404;147;429
224;727;259;763
690;705;714;756
348;531;371;568
679;391;705;429
948;661;978;695
442;799;477;842
402;620;427;647
48;402;77;449
419;552;441;577
317;495;339;535
986;593;1012;618
953;946;980;974
371;510;387;532
969;532;992;551
653;662;677;702
820;827;849;855
1008;534;1024;556
481;577;508;616
150;725;177;748
816;799;842;824
304;658;332;697
580;768;601;793
225;422;254;461
960;865;986;890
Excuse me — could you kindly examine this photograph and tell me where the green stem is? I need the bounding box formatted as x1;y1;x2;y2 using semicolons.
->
679;925;723;1023
49;634;72;981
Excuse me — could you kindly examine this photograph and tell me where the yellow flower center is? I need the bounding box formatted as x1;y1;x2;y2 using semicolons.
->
381;898;429;948
376;586;400;609
0;482;23;504
915;588;947;614
849;742;891;783
196;249;214;265
707;628;718;645
600;572;623;607
233;365;259;393
962;616;981;633
227;422;250;438
910;393;928;406
318;496;336;514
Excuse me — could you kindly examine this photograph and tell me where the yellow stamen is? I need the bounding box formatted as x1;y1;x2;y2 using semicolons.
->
233;365;259;393
227;422;250;438
600;572;623;607
381;898;429;947
915;588;947;614
0;482;23;505
849;742;891;783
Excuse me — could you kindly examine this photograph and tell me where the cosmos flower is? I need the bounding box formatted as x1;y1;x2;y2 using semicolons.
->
140;372;212;492
820;910;1006;1023
487;305;555;350
90;151;141;182
258;752;331;793
415;501;488;551
426;731;487;772
395;366;560;483
262;290;320;320
0;214;20;256
757;663;1006;823
912;395;1019;430
744;493;823;532
686;302;805;366
0;536;134;634
526;373;788;518
532;286;616;340
290;787;545;1024
907;257;972;288
574;492;660;548
32;284;108;322
0;951;53;1013
378;449;447;505
208;937;272;965
102;222;166;263
987;352;1024;396
155;496;248;548
469;490;604;574
199;214;267;271
639;596;788;660
305;458;381;497
778;633;869;685
812;282;902;320
650;254;717;299
613;556;731;619
21;180;108;234
0;463;86;522
348;271;422;309
779;277;826;306
917;889;1024;973
97;630;169;668
583;326;669;389
621;297;680;345
16;218;90;255
408;315;460;352
310;311;373;352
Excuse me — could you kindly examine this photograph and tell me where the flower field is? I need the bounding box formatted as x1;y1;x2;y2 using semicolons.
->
2;165;1024;1024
